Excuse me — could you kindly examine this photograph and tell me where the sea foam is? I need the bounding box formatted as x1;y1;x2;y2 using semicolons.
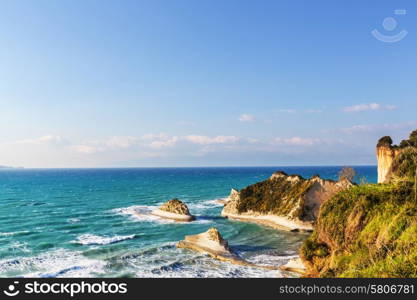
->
0;249;106;278
118;243;288;278
111;205;174;223
74;234;136;246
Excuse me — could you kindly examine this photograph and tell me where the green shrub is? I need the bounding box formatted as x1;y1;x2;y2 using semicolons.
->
237;174;313;218
303;182;417;277
377;136;393;147
391;147;417;181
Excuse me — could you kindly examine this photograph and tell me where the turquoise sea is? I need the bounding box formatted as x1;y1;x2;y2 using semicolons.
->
0;166;377;278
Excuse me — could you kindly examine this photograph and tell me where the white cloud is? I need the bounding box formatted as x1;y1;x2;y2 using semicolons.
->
149;136;179;149
104;136;137;149
70;136;139;154
184;135;239;145
9;135;66;146
141;133;167;140
273;137;320;146
71;145;98;154
275;109;296;114
0;132;346;167
238;114;255;122
340;121;417;134
139;133;179;149
305;109;323;114
343;103;397;112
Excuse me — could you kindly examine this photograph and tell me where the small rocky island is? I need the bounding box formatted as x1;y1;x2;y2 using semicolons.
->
221;172;353;231
177;227;279;270
177;227;237;261
152;198;195;222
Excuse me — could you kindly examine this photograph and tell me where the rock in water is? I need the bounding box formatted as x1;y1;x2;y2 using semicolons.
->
177;227;280;270
177;227;232;257
160;198;191;215
177;228;249;266
151;198;195;222
221;172;353;231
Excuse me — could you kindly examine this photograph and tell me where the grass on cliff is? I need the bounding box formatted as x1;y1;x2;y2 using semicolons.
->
236;175;313;219
391;147;417;183
301;181;417;277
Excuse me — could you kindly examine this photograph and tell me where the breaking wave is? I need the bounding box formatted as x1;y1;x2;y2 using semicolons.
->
0;249;106;278
74;234;136;246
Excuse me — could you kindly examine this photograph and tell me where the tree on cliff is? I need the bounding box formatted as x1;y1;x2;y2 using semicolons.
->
399;129;417;148
338;167;356;182
410;129;417;140
377;136;393;147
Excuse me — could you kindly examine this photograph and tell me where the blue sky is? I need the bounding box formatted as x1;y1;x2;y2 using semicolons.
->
0;0;416;167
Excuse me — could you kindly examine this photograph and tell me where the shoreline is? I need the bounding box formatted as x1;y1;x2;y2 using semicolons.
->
279;258;306;275
221;211;313;232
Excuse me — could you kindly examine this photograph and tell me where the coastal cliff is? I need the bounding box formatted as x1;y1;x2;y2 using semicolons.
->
221;172;352;231
376;130;417;183
301;130;417;277
376;137;402;183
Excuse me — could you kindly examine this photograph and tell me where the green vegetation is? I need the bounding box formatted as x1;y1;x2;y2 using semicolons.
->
391;147;417;182
378;129;417;149
236;172;314;219
301;182;417;277
302;130;417;277
377;136;393;147
399;130;417;148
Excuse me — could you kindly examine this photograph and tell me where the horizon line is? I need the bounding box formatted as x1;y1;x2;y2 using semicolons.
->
0;164;377;170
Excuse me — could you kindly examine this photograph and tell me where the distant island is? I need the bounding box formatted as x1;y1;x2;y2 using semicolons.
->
0;165;23;169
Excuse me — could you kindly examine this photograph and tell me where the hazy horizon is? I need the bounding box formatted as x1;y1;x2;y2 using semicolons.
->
0;164;378;169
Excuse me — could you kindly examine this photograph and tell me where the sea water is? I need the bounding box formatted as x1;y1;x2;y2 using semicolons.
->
0;166;376;278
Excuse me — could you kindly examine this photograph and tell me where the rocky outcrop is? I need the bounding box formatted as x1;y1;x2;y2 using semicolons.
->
177;227;280;270
216;188;239;205
152;199;195;222
280;258;306;275
301;130;417;277
376;131;417;183
177;227;248;265
376;142;402;183
221;172;353;231
228;188;240;202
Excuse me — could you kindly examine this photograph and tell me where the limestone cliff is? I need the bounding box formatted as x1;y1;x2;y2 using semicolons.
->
376;130;417;183
301;129;417;277
228;188;240;202
376;137;402;183
221;171;352;231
